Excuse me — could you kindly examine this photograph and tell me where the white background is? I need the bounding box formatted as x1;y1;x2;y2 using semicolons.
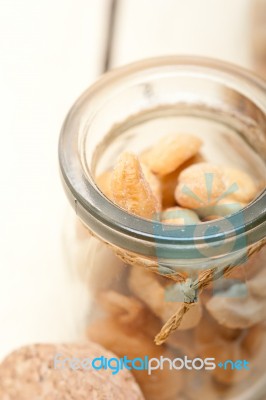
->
0;0;261;360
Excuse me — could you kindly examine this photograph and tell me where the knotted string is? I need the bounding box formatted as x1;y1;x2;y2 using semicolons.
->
154;237;266;345
78;223;266;346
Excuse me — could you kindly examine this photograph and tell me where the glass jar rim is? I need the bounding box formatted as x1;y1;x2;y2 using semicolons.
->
59;56;266;260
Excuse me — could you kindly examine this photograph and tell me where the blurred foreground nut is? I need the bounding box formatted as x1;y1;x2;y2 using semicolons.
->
186;372;230;400
88;318;184;400
128;266;202;330
195;313;250;386
216;324;242;341
99;289;162;338
128;266;179;323
0;342;144;400
245;259;266;298
220;247;265;281
201;343;249;385
111;152;160;219
98;290;145;324
242;324;265;357
206;290;266;329
195;311;241;346
141;133;202;176
175;163;225;209
206;266;266;329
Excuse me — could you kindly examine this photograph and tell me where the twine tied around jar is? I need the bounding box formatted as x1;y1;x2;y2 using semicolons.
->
112;236;266;345
154;237;266;345
81;224;266;346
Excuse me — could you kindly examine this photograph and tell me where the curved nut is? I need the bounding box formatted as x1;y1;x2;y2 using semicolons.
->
159;153;206;208
98;290;162;338
206;250;266;329
222;167;258;203
200;197;246;220
195;310;242;342
206;272;266;329
141;133;202;176
99;291;144;324
111;152;160;219
161;206;200;225
175;163;226;209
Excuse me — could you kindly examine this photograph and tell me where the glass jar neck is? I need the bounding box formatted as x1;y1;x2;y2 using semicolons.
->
59;56;266;265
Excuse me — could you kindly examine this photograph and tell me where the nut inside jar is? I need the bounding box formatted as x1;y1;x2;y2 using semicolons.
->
59;59;266;400
82;128;265;400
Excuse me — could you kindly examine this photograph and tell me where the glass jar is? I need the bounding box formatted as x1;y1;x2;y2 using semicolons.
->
59;57;266;400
